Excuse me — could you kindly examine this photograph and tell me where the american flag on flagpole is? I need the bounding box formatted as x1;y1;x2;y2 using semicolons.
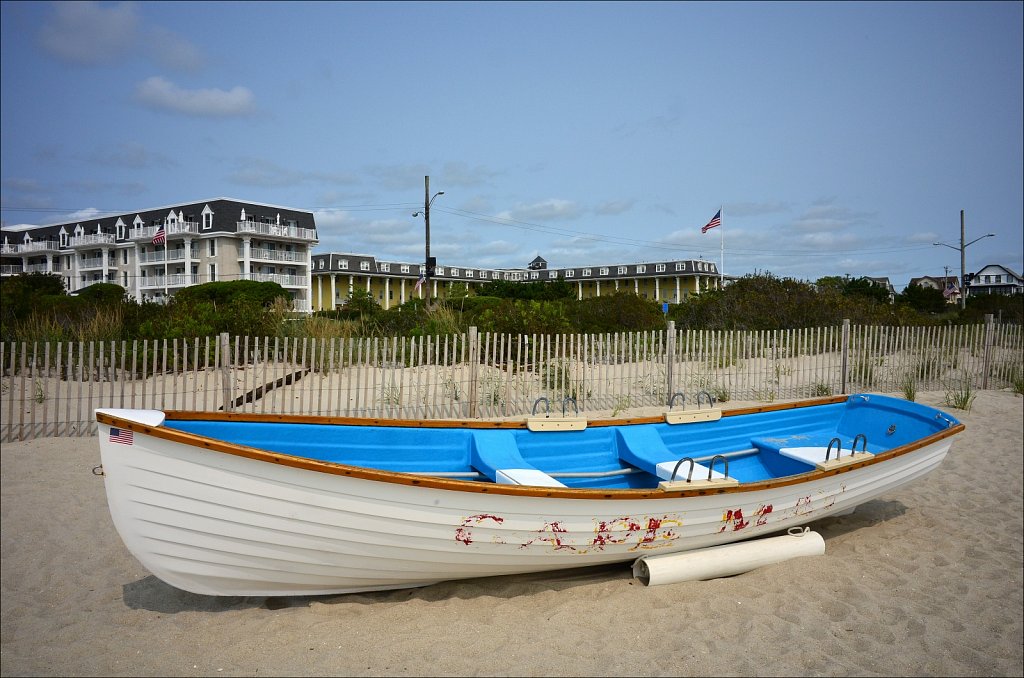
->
701;210;722;234
109;427;134;445
152;226;166;245
414;272;426;292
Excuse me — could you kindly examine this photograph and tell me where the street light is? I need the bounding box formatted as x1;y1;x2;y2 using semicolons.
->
933;209;994;310
412;175;444;300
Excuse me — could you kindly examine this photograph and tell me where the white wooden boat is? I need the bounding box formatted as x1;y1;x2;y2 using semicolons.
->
95;394;963;597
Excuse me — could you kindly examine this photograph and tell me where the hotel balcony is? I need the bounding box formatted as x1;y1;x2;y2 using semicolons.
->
1;264;24;275
139;274;200;289
248;272;308;287
129;221;200;242
23;240;63;253
138;250;188;265
25;263;55;273
69;234;115;248
79;257;108;271
236;221;316;242
247;247;307;263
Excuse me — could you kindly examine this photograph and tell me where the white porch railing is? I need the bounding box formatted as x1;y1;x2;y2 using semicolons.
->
248;248;307;263
69;234;114;248
237;221;316;241
247;273;307;287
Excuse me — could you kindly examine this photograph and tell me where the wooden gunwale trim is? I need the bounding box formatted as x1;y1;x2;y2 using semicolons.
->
156;394;850;429
95;400;962;501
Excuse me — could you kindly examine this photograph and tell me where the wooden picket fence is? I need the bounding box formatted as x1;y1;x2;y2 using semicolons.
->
1;318;1021;442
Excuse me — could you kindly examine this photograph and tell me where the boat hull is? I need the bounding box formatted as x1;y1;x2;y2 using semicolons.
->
98;418;953;596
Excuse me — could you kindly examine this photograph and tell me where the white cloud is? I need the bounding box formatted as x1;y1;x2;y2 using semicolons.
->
229;159;358;188
148;26;204;72
498;198;584;222
135;76;255;117
38;1;138;65
595;199;635;216
88;141;175;169
38;1;203;72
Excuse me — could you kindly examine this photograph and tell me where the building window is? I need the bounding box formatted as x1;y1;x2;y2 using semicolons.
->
339;259;349;270
549;271;558;279
530;272;539;280
675;262;685;271
617;266;627;275
381;263;390;272
122;249;128;265
583;269;591;276
656;264;666;272
318;260;324;270
202;211;213;230
637;265;646;273
466;270;474;278
208;239;217;257
401;265;410;273
360;261;370;271
600;267;609;275
209;264;217;281
565;270;574;278
435;266;445;276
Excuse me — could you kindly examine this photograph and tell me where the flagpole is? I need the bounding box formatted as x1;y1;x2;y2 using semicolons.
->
719;204;724;287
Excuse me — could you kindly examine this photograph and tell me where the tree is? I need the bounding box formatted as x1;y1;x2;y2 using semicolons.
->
897;283;948;314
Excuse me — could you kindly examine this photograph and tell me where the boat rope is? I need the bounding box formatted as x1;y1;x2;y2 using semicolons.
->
91;465;104;476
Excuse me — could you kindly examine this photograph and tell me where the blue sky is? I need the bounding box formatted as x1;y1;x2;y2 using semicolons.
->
2;1;1022;290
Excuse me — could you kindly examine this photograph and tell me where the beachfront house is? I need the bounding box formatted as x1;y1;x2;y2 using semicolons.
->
967;264;1024;297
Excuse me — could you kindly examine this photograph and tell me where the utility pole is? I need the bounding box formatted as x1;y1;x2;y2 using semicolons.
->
934;210;994;311
959;210;966;311
412;175;443;302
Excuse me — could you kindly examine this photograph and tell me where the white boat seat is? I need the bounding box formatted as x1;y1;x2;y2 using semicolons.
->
471;431;567;487
654;460;727;482
496;468;567;487
780;446;874;471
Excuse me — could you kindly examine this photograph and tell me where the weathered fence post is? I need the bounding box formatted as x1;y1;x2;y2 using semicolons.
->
467;326;480;418
665;321;676;405
982;314;994;390
840;319;850;394
219;332;232;411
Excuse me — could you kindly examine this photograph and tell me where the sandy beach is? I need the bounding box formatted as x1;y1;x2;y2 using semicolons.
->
2;390;1022;677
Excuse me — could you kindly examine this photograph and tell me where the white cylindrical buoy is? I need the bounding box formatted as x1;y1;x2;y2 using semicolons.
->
632;527;825;586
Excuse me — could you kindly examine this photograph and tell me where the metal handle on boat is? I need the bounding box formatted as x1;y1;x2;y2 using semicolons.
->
935;413;955;428
532;397;550;416
562;396;578;417
708;454;729;479
668;392;686;410
852;433;868;454
669;457;696;482
826;437;843;461
696;390;714;409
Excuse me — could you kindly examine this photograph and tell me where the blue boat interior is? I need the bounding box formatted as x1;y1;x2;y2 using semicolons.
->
164;395;959;490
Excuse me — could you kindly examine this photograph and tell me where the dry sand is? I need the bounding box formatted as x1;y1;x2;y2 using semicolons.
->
1;390;1022;677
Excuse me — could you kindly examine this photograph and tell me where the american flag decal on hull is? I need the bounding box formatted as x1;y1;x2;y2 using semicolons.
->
109;428;133;445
